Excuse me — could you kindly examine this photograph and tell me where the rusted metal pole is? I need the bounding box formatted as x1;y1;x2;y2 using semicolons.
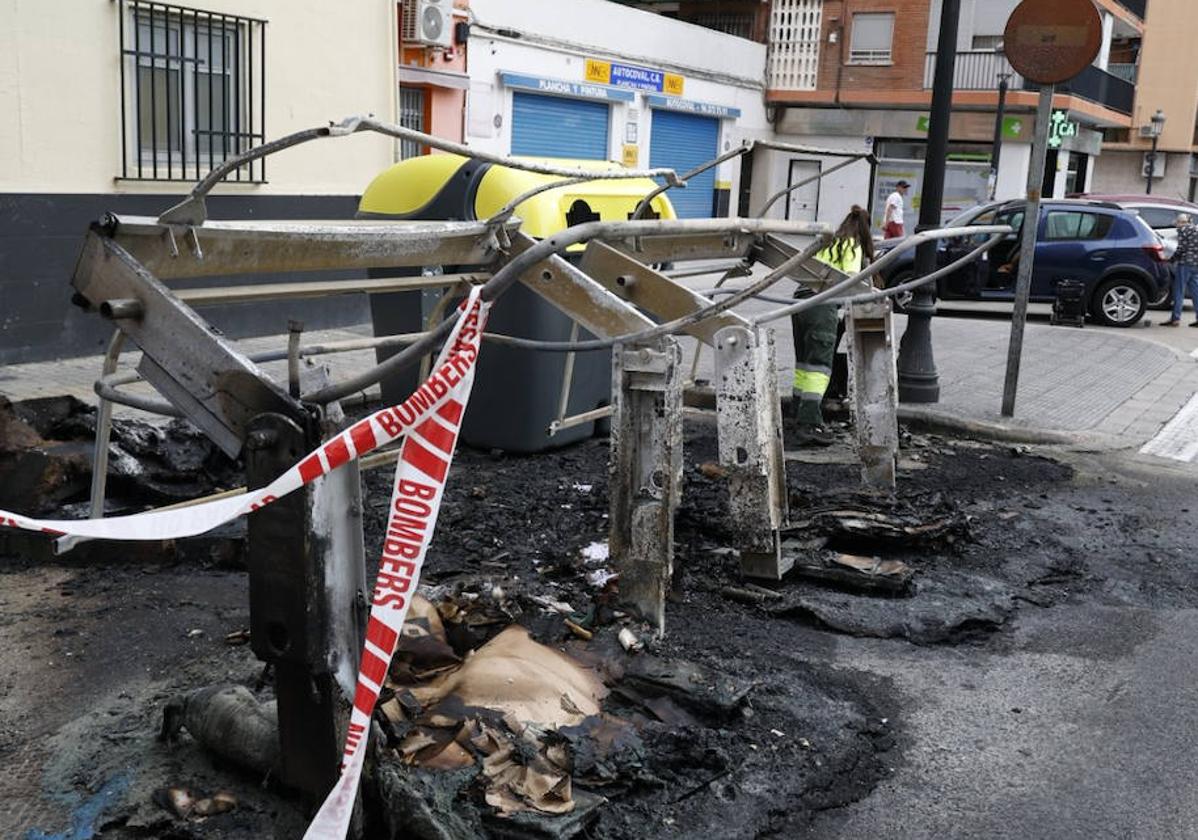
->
1002;85;1055;417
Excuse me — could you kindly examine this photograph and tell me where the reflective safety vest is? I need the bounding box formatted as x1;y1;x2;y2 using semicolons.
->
815;239;863;275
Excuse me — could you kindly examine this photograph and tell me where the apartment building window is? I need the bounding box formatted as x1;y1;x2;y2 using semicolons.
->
849;12;895;64
971;35;1004;51
399;88;427;159
119;1;266;182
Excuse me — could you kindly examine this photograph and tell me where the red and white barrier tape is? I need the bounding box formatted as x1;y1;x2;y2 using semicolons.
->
302;291;488;839
0;288;491;840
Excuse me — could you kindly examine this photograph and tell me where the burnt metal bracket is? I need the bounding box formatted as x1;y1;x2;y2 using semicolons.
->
578;241;750;345
245;408;368;810
104;214;517;280
70;229;307;457
609;340;684;633
847;300;899;490
505;233;657;338
713;325;791;580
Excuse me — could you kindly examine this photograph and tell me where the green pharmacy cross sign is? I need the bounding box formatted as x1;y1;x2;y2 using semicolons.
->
1048;110;1078;149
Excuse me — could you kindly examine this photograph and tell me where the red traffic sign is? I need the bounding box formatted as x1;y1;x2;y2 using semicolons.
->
1004;0;1102;85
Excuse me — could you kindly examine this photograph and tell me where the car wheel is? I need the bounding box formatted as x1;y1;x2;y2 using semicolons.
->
1090;277;1147;327
886;270;915;314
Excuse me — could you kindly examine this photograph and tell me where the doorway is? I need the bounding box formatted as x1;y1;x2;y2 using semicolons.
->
786;159;821;222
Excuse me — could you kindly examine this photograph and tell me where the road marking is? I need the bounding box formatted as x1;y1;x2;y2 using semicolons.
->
1190;347;1198;360
1140;391;1198;462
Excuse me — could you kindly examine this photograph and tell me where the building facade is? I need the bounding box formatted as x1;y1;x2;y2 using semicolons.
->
759;0;1144;229
462;0;771;219
0;0;397;363
612;0;774;42
1089;0;1198;200
3;0;1168;364
397;0;471;156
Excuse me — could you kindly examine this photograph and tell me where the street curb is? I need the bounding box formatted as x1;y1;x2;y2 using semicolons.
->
893;406;1083;446
692;388;1127;450
820;399;1117;448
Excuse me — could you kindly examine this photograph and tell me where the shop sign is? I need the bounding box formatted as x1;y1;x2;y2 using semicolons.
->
621;144;640;167
586;58;685;96
1048;110;1078;149
1002;117;1026;138
916;114;1026;139
645;94;740;119
498;71;635;102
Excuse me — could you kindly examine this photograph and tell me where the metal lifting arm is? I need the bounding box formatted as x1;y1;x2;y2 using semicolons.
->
87;219;1009;416
304;218;829;404
753;224;1014;324
103;214;521;280
158;115;687;227
840;232;1008;306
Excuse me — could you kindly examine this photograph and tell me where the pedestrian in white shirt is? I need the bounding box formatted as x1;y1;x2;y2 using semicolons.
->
883;180;910;239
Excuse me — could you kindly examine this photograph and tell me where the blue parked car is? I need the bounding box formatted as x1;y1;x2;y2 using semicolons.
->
878;199;1172;327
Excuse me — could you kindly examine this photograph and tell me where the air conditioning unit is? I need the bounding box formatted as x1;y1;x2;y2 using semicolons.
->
1141;152;1167;179
402;0;453;48
1138;125;1158;139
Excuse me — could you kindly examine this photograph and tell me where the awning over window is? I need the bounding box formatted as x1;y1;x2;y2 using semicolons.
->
399;65;471;91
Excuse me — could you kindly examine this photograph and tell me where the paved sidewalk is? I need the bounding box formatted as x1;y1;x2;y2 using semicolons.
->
0;325;382;419
3;285;1197;465
898;315;1198;446
675;267;1198;462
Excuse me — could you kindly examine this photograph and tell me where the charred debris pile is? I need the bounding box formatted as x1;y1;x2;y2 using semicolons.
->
1;396;1077;837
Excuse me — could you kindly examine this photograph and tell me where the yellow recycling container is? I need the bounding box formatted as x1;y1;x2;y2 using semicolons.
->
358;153;677;452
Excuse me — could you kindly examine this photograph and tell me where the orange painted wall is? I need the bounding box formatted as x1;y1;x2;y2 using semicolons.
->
398;0;470;145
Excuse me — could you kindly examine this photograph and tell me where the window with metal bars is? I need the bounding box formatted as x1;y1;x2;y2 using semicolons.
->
399;87;427;159
118;1;266;182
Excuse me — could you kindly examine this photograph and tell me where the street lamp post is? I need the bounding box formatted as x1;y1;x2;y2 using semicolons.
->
989;72;1012;200
896;0;961;403
1146;108;1166;195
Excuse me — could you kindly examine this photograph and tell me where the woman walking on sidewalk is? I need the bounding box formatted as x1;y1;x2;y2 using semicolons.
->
1165;213;1198;327
789;205;874;446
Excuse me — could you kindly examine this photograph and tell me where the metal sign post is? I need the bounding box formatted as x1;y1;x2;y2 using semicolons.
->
1001;84;1054;417
998;0;1101;417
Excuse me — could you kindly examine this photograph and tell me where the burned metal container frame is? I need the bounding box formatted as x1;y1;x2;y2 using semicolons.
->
64;115;1006;812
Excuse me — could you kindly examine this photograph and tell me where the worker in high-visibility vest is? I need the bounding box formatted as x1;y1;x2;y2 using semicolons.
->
789;206;875;446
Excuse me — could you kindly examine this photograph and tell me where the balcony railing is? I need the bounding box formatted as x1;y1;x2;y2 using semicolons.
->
1114;0;1146;20
1023;64;1135;116
1107;63;1137;83
924;51;1024;90
688;11;756;40
925;51;1135;116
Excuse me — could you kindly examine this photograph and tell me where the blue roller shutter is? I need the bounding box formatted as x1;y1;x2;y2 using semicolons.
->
511;92;610;159
649;109;720;218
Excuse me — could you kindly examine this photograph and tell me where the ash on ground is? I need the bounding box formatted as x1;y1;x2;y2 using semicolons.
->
7;403;1164;840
